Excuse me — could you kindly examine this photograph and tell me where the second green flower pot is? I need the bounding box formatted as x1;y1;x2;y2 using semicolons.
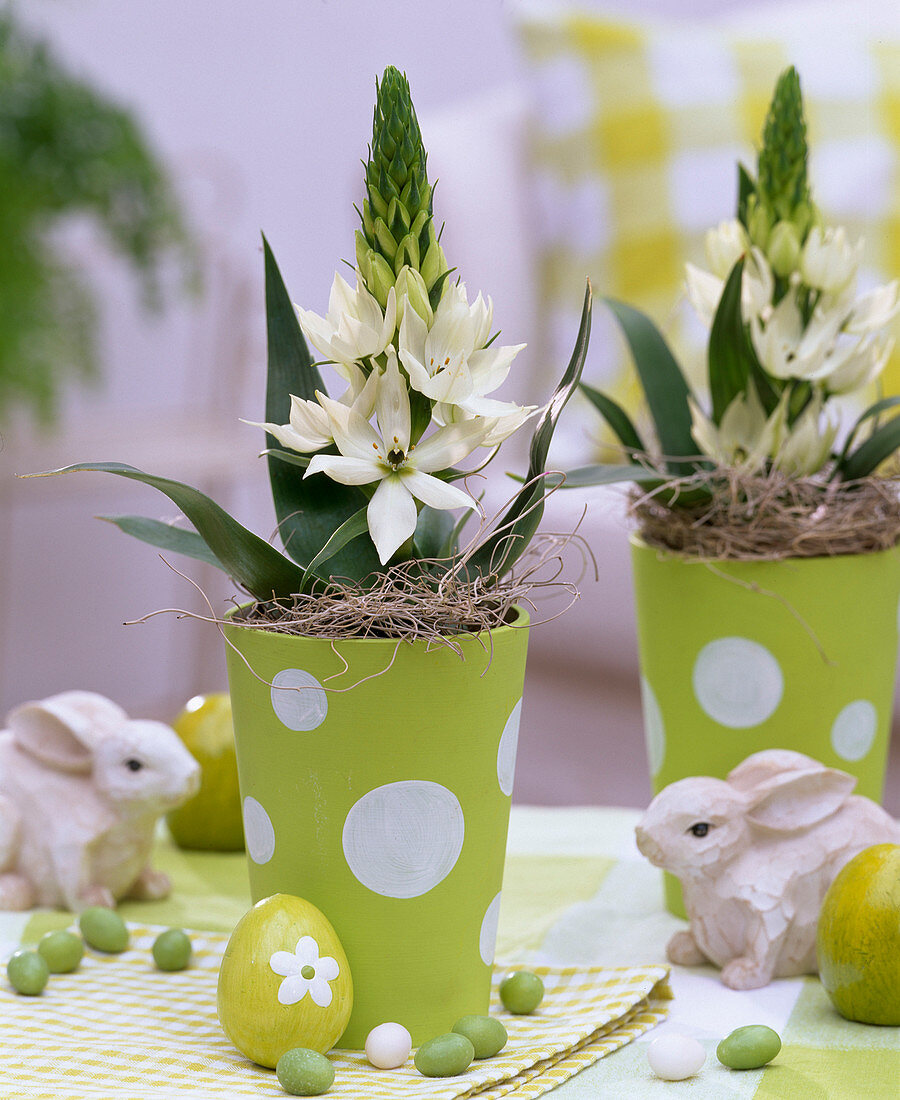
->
631;538;900;915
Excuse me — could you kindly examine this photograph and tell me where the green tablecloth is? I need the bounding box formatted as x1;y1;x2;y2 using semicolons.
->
1;806;897;1098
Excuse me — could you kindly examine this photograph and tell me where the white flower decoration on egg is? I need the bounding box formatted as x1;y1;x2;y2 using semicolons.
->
269;935;340;1007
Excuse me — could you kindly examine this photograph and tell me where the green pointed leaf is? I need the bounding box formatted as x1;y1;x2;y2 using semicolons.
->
302;506;371;588
836;410;900;481
737;162;756;229
579;381;645;455
262;236;381;581
550;463;665;489
28;462;306;601
603;297;696;469
835;395;900;468
708;259;753;422
548;462;714;508
465;280;592;581
413;505;456;559
98;514;224;570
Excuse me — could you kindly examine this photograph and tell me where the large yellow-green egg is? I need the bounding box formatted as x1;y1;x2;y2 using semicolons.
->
817;843;900;1025
217;893;353;1067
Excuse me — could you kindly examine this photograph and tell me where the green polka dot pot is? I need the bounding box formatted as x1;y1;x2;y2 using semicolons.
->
631;538;900;917
223;606;529;1048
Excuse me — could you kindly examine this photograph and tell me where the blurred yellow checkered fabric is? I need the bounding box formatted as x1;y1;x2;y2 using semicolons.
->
514;1;900;433
0;923;670;1099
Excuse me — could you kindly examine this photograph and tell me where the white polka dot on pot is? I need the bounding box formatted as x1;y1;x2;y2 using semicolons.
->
270;668;328;731
479;891;502;966
243;796;276;864
342;780;465;899
831;699;878;761
692;637;783;728
640;677;665;777
497;699;522;797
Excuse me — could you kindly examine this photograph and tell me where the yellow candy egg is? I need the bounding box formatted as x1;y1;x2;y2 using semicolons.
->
217;893;353;1067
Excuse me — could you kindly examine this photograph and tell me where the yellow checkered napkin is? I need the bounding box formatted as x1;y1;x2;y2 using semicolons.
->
0;924;670;1099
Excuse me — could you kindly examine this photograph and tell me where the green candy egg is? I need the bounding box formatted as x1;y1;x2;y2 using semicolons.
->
499;970;544;1014
414;1033;475;1077
452;1014;508;1059
79;906;129;953
716;1025;782;1070
7;949;49;995
152;929;192;971
38;930;84;973
275;1047;335;1096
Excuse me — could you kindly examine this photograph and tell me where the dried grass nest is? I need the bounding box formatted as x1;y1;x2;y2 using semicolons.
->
225;530;588;648
631;465;900;561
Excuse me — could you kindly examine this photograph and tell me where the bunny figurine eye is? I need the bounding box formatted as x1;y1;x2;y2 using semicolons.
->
688;822;711;837
125;758;144;772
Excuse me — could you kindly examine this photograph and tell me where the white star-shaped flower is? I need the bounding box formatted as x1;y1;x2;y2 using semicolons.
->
305;349;490;564
269;935;340;1007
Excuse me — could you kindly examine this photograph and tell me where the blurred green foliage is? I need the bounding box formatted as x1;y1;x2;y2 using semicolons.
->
0;10;195;424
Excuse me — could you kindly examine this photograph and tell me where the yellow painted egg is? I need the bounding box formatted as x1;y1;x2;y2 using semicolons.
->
217;893;353;1067
817;843;900;1025
167;693;244;852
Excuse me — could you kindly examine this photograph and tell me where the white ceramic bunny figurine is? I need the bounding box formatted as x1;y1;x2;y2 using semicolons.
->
635;749;900;990
0;691;200;911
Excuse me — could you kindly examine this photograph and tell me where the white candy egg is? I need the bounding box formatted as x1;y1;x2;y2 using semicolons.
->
647;1034;706;1080
365;1021;412;1069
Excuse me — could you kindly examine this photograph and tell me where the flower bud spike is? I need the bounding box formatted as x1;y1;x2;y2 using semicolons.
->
361;66;445;289
757;67;812;229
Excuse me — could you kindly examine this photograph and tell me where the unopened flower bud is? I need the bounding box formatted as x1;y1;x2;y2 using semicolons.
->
393;232;420;275
394;265;433;325
747;199;772;251
367;252;397;310
373;217;398;263
767;221;801;278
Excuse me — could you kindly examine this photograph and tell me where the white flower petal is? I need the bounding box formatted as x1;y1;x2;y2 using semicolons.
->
305;454;382;485
319;396;384;462
367;475;418;564
376;352;411;452
688;397;722;462
400;468;476;512
241;418;328;454
420;351;473;404
801;226;862;295
685;264;723;328
705;219;748;280
412;419;492;472
467;343;526;396
846;281;900;335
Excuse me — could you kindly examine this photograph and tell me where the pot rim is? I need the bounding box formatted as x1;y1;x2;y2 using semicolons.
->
629;531;900;566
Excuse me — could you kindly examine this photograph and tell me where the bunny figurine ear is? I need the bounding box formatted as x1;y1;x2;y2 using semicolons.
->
6;691;128;774
727;749;826;792
744;764;857;833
